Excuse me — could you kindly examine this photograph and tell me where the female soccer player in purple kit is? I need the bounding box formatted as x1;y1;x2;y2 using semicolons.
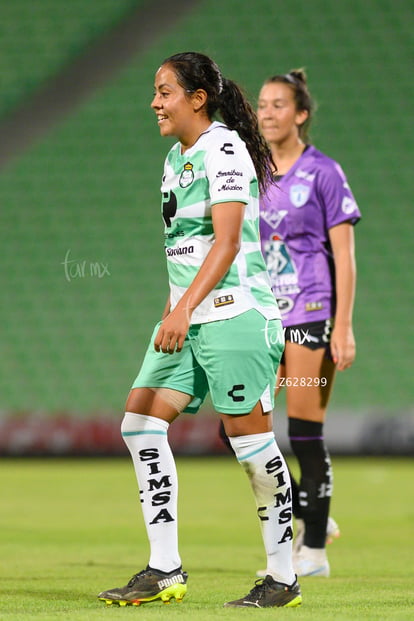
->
256;69;361;577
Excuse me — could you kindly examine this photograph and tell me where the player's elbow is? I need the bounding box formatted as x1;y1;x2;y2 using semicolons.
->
233;237;242;253
228;238;241;260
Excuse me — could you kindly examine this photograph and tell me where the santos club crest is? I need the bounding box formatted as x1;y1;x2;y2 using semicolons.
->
179;162;194;188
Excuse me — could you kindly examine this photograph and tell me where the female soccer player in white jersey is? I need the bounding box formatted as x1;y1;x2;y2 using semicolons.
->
256;70;361;578
97;52;302;609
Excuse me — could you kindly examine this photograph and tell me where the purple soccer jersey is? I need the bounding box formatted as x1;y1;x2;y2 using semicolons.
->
260;145;361;326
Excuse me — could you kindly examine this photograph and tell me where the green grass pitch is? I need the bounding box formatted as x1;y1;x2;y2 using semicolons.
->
1;456;413;620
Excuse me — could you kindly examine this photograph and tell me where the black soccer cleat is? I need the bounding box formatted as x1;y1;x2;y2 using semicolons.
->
224;574;302;608
98;566;188;606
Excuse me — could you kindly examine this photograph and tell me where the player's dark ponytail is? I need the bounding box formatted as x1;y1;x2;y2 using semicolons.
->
218;78;274;192
161;52;275;192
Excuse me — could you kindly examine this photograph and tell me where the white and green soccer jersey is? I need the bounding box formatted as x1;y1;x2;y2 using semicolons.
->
161;121;281;324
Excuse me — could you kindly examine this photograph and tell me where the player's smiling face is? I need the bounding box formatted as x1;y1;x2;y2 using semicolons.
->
257;82;307;146
151;64;198;145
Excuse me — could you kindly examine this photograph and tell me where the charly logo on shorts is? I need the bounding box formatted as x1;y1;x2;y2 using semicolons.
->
227;384;245;402
179;162;194;188
289;183;310;208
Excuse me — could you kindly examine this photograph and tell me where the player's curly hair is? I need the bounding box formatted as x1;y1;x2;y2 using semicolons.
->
162;52;275;192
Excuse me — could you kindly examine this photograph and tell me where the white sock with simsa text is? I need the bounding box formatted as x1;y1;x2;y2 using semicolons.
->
229;432;295;584
121;412;181;573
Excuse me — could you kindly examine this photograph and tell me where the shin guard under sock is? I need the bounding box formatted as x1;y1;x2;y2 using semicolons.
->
229;432;295;584
288;417;333;548
121;412;181;572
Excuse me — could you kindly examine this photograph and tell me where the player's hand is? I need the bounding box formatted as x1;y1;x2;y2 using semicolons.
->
330;324;355;371
154;308;190;354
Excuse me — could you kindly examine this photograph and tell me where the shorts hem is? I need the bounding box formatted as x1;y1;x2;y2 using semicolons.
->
131;381;193;395
215;402;274;415
131;381;204;414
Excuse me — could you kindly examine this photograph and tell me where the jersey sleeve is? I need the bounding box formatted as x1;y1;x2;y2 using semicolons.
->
204;132;253;206
318;160;361;228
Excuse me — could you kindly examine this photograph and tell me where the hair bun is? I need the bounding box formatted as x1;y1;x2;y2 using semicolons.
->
289;68;307;84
